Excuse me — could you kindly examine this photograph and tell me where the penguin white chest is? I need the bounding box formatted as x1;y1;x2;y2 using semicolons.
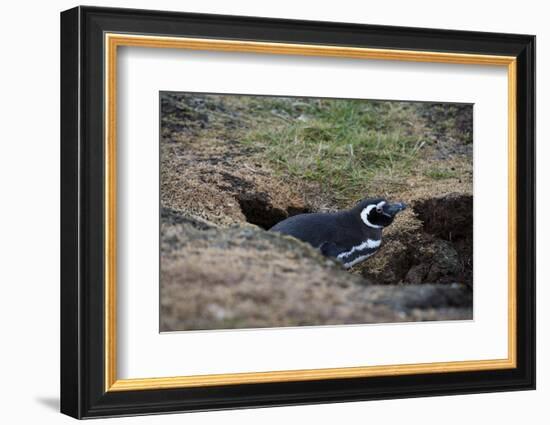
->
337;238;382;269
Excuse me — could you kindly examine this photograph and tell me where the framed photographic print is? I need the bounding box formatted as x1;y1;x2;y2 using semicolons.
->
60;6;535;419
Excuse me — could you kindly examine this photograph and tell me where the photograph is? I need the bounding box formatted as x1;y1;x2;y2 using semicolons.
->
159;92;474;331
57;4;536;420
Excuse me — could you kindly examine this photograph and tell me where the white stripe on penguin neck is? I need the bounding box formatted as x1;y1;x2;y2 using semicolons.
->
360;202;385;229
337;239;381;260
343;252;376;269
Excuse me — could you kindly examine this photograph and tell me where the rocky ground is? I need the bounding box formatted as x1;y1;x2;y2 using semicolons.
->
159;92;474;331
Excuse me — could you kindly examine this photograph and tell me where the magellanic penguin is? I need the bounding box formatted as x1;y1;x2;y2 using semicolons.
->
269;198;406;269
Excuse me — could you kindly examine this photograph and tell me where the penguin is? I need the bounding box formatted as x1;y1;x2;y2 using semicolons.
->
269;198;406;269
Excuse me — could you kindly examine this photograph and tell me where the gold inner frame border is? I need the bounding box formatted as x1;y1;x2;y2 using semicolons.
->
104;33;517;392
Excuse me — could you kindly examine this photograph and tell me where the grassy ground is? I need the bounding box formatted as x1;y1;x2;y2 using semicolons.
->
159;92;474;330
162;93;472;210
244;98;425;202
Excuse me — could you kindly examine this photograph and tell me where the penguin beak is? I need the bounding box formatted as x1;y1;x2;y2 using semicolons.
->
382;202;407;217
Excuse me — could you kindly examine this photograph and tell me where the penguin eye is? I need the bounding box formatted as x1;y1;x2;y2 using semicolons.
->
376;205;383;213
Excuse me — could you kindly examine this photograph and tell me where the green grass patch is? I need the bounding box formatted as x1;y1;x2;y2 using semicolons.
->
242;98;426;201
424;168;458;180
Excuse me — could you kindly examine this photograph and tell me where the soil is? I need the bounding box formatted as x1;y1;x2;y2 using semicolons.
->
160;93;474;331
160;208;472;331
358;193;473;287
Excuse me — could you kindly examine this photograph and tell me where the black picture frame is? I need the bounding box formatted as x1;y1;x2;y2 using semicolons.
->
61;5;535;419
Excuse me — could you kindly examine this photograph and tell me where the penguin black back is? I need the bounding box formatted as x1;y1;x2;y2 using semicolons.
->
270;197;406;268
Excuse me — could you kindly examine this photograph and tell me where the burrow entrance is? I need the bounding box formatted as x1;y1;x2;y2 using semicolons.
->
362;193;473;286
414;193;473;285
237;192;310;230
236;186;473;286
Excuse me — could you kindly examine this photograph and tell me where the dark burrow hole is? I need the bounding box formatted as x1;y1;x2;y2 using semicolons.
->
414;194;473;242
362;193;473;286
414;194;473;285
237;192;310;230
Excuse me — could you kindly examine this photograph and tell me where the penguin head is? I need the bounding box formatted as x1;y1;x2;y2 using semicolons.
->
354;197;407;229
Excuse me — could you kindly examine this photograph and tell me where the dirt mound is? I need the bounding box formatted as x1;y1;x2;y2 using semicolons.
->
161;110;310;227
161;93;339;228
357;193;473;287
414;193;473;241
160;209;472;331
